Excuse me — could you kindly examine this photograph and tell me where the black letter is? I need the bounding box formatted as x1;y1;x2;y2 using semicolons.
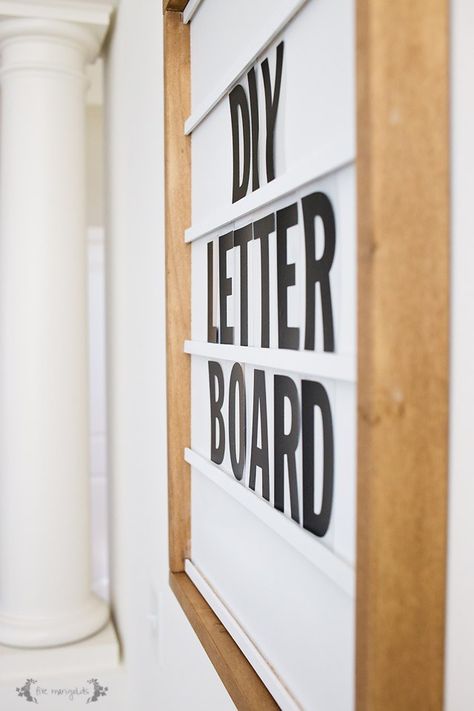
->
229;84;251;203
277;203;300;350
234;224;252;346
229;363;246;481
219;231;234;344
249;370;270;500
207;241;218;343
302;380;334;537
302;192;335;352
261;41;284;183
208;361;225;464
247;67;260;193
253;213;274;348
274;374;300;522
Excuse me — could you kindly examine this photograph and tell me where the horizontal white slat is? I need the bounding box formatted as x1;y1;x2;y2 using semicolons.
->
185;153;354;243
185;559;302;711
185;448;355;598
182;0;203;24
185;340;356;382
184;0;309;134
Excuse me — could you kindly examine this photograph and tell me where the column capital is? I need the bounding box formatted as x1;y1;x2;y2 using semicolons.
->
0;1;114;62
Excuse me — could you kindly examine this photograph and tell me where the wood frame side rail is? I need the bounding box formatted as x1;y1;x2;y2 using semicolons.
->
356;1;449;709
164;8;191;572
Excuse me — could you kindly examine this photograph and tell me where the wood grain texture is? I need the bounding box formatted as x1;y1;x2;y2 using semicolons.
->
170;572;279;711
356;1;449;710
164;10;191;572
163;0;189;12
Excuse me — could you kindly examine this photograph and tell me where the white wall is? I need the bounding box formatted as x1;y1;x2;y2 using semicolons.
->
445;1;474;709
103;1;235;708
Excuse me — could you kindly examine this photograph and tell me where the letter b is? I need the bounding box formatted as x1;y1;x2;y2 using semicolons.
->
208;361;225;464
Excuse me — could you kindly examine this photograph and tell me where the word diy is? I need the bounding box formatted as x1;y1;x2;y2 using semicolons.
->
229;41;284;202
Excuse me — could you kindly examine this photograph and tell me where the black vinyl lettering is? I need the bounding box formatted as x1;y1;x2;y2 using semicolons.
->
229;363;246;481
302;379;334;537
249;370;270;500
229;84;251;203
253;213;274;348
247;67;260;193
208;361;225;465
277;203;300;350
261;41;284;183
274;374;300;522
207;241;218;343
219;231;234;344
234;224;253;346
302;192;336;352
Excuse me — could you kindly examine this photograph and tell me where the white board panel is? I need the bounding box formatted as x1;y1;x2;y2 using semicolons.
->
186;449;354;596
190;365;355;564
191;0;355;225
188;1;356;707
190;165;356;352
190;0;304;115
185;558;301;711
191;469;354;711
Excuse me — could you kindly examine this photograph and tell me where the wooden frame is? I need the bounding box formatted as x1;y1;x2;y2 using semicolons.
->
164;4;191;575
164;1;450;709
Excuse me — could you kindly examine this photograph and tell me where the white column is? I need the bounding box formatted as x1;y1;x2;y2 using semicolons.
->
0;3;113;648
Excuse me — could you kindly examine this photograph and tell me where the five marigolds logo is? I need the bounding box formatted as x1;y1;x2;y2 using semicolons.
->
16;678;108;704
